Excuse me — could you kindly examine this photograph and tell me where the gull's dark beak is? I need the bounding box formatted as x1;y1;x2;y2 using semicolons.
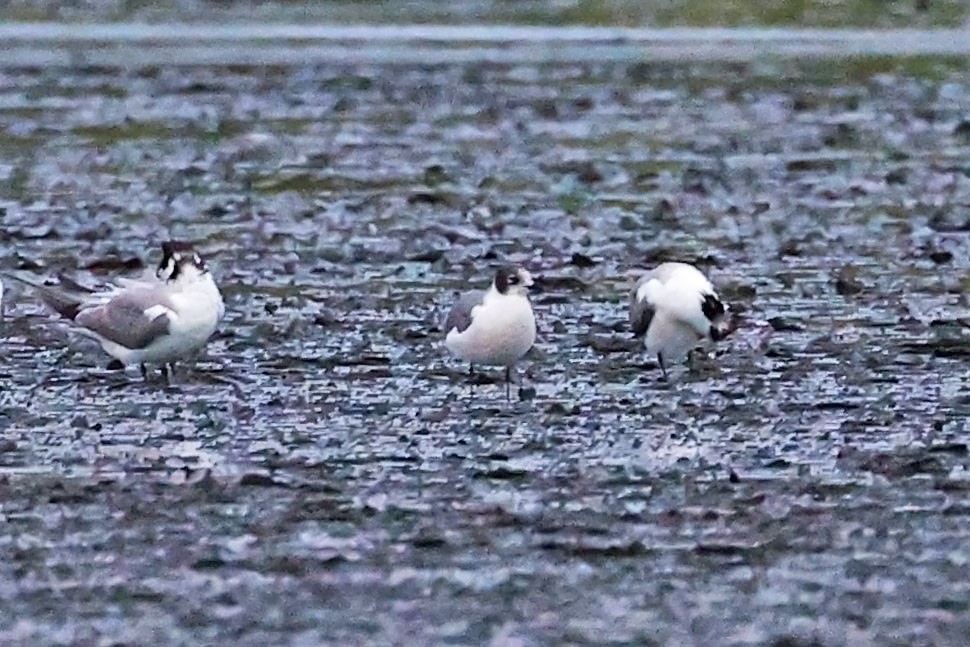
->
711;312;739;341
527;275;544;294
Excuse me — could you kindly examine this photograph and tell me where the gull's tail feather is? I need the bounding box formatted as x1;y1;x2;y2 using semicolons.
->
3;272;85;321
55;272;97;294
36;286;84;321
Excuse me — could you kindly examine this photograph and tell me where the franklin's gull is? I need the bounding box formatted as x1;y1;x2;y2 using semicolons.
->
629;262;730;379
12;241;224;379
443;266;537;400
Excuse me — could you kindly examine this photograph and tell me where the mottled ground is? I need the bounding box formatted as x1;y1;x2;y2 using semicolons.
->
1;40;970;646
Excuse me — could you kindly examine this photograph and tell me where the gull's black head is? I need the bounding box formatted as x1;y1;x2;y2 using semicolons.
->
701;293;730;341
157;240;206;282
494;266;534;295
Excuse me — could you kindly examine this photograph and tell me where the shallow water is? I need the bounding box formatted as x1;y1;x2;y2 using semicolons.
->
1;28;970;646
5;24;970;66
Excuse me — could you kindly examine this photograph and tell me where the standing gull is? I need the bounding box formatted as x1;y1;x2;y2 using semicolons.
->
11;241;224;379
443;266;537;400
629;262;730;379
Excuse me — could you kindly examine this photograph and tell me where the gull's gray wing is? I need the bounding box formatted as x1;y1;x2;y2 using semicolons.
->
443;290;485;334
629;273;656;337
75;288;173;349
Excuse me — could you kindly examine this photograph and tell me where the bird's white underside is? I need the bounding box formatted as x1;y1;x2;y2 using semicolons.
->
445;286;536;366
635;263;722;364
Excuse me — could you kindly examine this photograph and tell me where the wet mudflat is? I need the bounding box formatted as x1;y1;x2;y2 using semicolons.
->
1;39;970;646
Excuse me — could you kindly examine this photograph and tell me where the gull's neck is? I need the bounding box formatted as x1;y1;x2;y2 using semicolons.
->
167;264;210;289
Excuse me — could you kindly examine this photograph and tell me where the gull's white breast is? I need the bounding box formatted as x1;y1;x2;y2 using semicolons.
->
445;292;535;366
154;274;223;358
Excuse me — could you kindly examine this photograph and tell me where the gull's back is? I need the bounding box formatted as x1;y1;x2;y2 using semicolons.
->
631;262;717;336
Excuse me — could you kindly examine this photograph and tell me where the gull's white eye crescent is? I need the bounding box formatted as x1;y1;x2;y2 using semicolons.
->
157;257;175;279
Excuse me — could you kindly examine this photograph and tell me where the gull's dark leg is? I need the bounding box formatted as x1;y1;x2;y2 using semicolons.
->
505;366;512;402
468;363;475;394
658;353;668;381
160;364;170;385
140;363;148;380
687;350;694;371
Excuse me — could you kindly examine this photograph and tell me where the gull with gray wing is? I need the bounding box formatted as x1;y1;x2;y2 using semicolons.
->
443;266;537;400
630;261;730;380
10;241;224;379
